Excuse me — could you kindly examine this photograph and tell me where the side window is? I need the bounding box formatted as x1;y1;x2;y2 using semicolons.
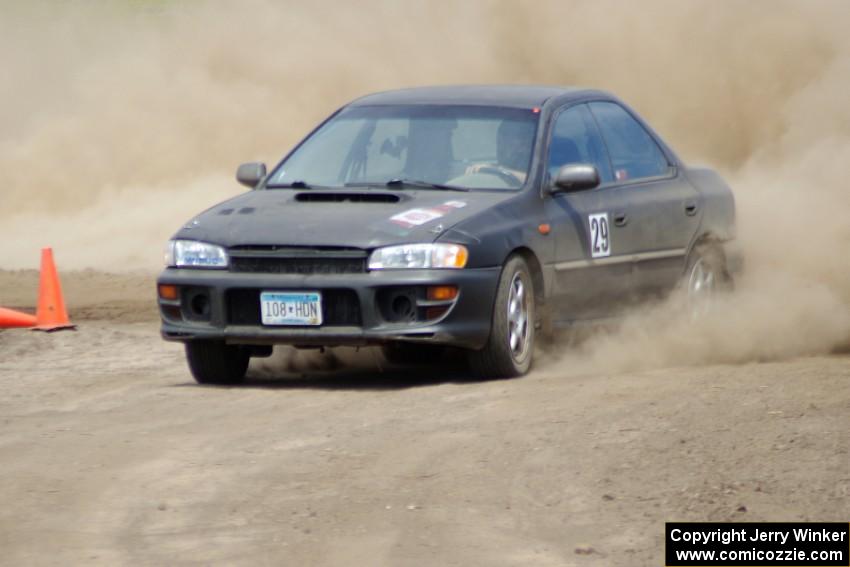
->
548;104;613;184
588;101;669;182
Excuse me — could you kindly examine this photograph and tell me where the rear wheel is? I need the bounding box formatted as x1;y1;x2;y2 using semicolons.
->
185;340;249;385
468;255;536;378
684;244;732;317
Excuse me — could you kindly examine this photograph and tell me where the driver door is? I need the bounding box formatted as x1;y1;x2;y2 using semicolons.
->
543;104;642;321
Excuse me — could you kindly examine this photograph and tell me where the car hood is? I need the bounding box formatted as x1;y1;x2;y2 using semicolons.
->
173;188;516;249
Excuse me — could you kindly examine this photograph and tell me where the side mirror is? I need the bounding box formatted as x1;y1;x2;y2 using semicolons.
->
236;162;267;188
551;164;600;193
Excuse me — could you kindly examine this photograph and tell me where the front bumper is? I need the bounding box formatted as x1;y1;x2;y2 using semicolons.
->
157;267;501;350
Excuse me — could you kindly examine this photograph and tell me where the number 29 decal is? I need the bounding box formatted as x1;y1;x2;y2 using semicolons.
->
588;213;611;258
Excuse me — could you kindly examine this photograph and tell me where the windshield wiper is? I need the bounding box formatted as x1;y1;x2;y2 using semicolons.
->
384;178;469;192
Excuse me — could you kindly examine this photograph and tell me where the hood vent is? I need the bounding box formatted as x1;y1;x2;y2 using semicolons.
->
295;192;400;203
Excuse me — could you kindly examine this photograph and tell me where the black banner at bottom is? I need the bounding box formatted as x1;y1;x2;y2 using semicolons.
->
666;522;849;566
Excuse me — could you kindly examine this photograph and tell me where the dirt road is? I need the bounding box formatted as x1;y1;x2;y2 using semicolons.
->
0;271;847;566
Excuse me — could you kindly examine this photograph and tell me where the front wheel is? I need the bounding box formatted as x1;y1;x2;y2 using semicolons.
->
185;341;249;385
468;255;536;378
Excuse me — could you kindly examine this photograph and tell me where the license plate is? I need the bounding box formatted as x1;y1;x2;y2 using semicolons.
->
260;291;323;326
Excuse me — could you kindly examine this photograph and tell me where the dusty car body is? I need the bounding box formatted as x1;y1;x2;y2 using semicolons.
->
157;86;736;383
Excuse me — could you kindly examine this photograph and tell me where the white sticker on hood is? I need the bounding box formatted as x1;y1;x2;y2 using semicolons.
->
443;200;467;209
388;200;468;229
390;208;444;228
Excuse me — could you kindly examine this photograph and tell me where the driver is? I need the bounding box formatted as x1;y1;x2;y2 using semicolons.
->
466;119;535;184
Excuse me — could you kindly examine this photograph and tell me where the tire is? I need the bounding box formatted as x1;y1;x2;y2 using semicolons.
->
683;243;732;318
185;340;250;385
381;343;446;366
468;255;536;378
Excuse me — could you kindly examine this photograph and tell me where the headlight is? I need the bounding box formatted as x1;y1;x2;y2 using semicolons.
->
165;240;229;268
368;243;468;270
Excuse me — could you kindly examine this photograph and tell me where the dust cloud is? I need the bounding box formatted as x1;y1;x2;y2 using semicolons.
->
2;0;848;366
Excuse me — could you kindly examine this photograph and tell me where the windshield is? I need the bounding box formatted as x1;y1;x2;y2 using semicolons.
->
267;105;540;191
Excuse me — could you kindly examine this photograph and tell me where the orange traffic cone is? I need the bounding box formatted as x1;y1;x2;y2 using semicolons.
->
34;247;75;332
0;306;37;328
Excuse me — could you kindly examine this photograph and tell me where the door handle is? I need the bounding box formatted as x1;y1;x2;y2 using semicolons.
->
684;202;699;216
614;212;628;227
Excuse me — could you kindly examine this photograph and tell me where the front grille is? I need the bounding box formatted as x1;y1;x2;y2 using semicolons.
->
228;246;368;275
227;289;362;326
230;256;366;275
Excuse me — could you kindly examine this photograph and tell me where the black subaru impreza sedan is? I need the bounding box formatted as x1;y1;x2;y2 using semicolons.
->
157;85;736;383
